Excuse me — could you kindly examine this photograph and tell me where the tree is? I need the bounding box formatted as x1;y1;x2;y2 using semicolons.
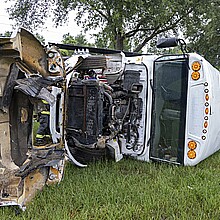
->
185;1;220;68
0;30;45;46
0;31;12;37
35;33;45;45
6;0;218;56
61;32;93;56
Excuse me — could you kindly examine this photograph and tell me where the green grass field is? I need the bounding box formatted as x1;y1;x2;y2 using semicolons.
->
1;151;220;220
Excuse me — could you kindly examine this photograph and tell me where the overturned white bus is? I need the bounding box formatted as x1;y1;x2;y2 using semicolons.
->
0;28;219;209
63;43;220;167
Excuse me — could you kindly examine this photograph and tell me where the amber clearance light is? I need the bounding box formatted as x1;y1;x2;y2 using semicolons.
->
187;150;196;159
192;61;201;71
205;108;209;114
205;94;209;101
188;141;197;150
191;71;200;80
204;121;208;128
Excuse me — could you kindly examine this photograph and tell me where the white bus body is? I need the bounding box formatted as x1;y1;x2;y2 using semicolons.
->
65;52;220;166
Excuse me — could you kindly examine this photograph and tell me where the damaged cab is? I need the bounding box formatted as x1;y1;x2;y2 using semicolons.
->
0;29;65;209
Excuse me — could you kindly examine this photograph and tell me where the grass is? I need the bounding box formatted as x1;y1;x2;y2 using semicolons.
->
1;151;220;220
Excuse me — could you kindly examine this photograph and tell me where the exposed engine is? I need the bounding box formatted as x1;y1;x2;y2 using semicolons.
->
66;53;146;164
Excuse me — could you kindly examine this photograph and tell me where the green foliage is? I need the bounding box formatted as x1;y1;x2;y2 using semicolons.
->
61;32;93;56
6;0;219;65
1;152;220;219
0;31;12;37
0;30;45;46
6;0;53;30
35;33;45;45
185;1;220;68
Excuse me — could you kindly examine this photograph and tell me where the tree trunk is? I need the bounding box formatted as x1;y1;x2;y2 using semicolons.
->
115;32;124;51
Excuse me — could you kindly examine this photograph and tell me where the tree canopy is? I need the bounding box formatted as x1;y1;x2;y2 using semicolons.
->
0;30;45;45
0;31;12;37
61;32;93;56
6;0;220;67
186;1;220;68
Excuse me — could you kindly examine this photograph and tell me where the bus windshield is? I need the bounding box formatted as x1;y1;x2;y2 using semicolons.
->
150;57;188;164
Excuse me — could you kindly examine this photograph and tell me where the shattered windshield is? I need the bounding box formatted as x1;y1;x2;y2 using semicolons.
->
150;57;188;164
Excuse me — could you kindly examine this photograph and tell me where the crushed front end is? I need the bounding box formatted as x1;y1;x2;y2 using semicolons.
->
0;29;65;209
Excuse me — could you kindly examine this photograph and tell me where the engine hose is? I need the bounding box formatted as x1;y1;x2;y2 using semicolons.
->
64;140;87;167
103;91;113;105
110;105;116;121
122;98;131;122
102;83;113;92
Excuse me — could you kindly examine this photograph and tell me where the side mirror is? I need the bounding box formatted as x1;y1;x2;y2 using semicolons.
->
156;37;178;48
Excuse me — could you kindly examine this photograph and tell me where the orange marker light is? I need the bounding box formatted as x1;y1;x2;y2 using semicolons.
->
204;121;208;128
188;141;197;150
187;150;196;159
205;94;209;101
191;72;200;80
205;108;209;114
192;61;201;71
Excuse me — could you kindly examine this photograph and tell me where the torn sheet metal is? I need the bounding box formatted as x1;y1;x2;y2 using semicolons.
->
14;77;56;106
0;28;66;209
0;28;48;77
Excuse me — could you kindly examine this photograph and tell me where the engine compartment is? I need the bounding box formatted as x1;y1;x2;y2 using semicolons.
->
66;54;148;164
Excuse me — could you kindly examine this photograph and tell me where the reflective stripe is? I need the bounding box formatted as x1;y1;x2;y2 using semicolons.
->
41;111;50;115
36;134;51;138
42;100;49;104
36;134;45;138
45;135;51;137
